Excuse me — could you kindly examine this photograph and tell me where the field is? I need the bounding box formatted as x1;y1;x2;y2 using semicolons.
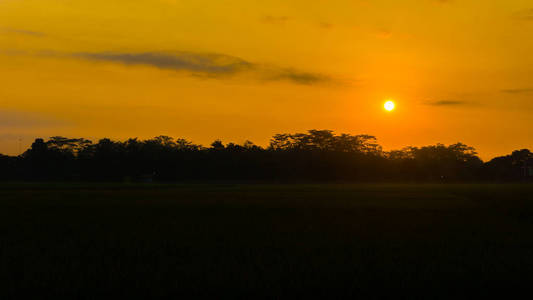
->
1;183;533;298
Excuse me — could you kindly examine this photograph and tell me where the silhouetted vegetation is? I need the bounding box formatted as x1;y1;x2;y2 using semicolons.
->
0;130;530;182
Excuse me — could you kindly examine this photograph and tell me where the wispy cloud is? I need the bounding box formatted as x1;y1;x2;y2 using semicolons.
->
2;27;45;37
0;109;68;129
72;51;332;85
318;22;333;29
512;9;533;21
376;29;393;39
261;15;290;24
426;100;470;106
502;88;533;94
75;52;252;75
264;68;330;85
261;15;334;31
432;0;453;4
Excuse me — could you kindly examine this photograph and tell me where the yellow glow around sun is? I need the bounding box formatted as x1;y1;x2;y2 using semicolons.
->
384;100;395;111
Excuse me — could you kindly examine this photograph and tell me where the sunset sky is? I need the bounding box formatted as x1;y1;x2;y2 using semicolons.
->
1;0;533;159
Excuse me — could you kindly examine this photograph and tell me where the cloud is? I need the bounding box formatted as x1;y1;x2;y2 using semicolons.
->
72;51;331;85
426;100;469;106
2;27;45;37
261;15;290;24
376;29;393;39
75;52;252;75
502;88;533;94
265;69;330;85
262;15;334;31
318;22;333;29
512;9;533;21
0;109;69;129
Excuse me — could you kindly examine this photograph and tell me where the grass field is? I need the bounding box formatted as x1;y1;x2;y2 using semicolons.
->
1;183;533;298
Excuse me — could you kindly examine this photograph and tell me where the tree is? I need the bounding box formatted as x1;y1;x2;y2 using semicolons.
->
210;140;225;150
0;130;526;182
46;136;92;154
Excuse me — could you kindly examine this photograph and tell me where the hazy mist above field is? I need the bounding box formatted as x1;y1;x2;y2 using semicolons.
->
1;0;533;159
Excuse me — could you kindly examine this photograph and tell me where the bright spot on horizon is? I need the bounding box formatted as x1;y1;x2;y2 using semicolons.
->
384;100;396;112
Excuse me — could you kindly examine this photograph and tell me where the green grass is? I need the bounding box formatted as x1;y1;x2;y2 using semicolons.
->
1;184;533;298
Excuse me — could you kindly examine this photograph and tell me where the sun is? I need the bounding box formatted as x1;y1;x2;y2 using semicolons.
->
384;100;395;112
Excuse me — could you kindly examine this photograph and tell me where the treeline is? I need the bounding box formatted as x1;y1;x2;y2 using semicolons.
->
0;130;531;182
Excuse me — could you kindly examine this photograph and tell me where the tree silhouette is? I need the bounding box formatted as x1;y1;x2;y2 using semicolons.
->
0;130;528;182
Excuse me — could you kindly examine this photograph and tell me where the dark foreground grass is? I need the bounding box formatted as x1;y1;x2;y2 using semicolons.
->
1;183;533;298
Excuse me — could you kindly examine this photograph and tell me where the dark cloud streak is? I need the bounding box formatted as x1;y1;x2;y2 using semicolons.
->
502;88;533;94
2;27;45;37
73;51;331;85
75;52;252;75
266;69;330;85
426;100;469;106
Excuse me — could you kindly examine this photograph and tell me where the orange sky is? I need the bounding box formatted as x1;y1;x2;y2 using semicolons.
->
1;0;533;160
